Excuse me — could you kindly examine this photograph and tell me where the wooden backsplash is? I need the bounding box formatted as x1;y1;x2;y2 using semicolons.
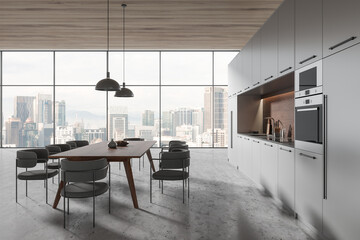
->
262;91;294;139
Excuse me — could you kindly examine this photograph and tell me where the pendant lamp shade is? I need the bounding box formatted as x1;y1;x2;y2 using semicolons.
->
114;82;134;97
115;3;134;98
96;72;120;91
95;0;120;91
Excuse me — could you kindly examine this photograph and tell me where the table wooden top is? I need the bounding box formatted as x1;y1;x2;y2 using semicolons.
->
49;141;156;161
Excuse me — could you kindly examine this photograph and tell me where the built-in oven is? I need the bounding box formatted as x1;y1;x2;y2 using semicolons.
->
295;60;322;98
295;94;323;154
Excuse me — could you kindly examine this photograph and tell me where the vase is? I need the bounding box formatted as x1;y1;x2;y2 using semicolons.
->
108;139;117;149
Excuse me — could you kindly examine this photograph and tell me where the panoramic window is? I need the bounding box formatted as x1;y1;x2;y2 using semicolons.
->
0;51;234;148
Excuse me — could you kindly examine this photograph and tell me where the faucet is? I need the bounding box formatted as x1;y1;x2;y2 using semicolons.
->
264;117;275;136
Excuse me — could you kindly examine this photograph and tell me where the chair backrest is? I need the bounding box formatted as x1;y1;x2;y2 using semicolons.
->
45;145;62;155
61;158;108;183
73;140;89;147
52;144;71;152
123;138;144;141
169;143;188;152
66;141;77;149
16;150;39;168
160;149;190;169
169;140;186;146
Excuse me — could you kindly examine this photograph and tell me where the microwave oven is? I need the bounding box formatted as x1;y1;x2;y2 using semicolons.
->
295;60;322;98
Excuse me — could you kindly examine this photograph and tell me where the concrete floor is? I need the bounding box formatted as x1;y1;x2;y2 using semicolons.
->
0;148;312;240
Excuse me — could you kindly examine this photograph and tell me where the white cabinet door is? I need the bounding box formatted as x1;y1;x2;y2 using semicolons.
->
295;0;322;69
228;52;242;95
242;137;252;178
261;141;278;198
241;43;252;92
295;149;323;232
234;135;243;169
261;11;278;83
228;97;236;163
323;43;360;240
251;138;262;185
278;0;295;76
278;145;295;211
323;0;360;57
251;31;261;87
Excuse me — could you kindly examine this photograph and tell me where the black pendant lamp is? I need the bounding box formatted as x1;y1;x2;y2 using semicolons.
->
115;3;134;97
95;0;120;91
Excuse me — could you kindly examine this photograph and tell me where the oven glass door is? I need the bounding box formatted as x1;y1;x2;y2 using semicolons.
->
299;67;317;91
295;104;323;144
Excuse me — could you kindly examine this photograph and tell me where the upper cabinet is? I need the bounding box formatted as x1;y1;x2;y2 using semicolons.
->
241;42;252;92
228;52;242;95
278;0;295;76
323;0;360;57
261;11;278;83
295;0;322;69
251;31;261;87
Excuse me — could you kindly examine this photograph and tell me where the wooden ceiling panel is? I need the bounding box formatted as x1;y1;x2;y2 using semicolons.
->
0;0;283;50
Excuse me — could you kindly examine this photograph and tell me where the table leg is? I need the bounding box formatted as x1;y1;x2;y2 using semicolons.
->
146;149;156;172
123;159;139;209
52;181;64;209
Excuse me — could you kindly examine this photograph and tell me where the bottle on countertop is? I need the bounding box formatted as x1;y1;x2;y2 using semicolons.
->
287;124;293;142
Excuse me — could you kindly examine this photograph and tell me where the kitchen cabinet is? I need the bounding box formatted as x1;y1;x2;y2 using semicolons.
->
278;0;295;76
251;138;262;185
228;52;242;95
261;11;278;83
241;43;252;92
242;136;252;178
261;141;278;198
295;149;323;232
234;135;243;169
323;0;360;57
322;43;360;240
278;145;295;211
227;97;237;164
251;31;261;87
295;0;322;69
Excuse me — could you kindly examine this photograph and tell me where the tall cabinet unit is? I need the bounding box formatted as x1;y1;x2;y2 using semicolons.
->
278;0;295;77
260;11;278;83
228;52;242;95
295;0;322;69
323;0;360;57
323;43;360;240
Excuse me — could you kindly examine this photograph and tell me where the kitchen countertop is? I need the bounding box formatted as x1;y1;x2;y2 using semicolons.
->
238;133;295;148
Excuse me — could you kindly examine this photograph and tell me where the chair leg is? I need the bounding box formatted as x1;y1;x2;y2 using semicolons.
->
63;197;66;228
25;168;28;197
15;167;18;203
46;178;48;204
93;195;95;228
143;156;145;168
150;165;152;203
139;158;140;171
188;178;190;199
183;178;185;204
67;198;69;215
161;180;163;194
109;164;111;214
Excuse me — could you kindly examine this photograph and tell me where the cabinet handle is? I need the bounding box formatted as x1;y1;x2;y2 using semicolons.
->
264;143;273;147
264;75;273;81
299;152;316;159
237;90;242;94
279;66;292;74
253;82;260;86
323;95;328;200
244;87;250;90
329;36;357;50
299;55;317;64
244;137;250;141
253;140;260;143
279;147;292;153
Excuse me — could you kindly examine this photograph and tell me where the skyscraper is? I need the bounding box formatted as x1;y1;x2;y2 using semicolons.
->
109;106;128;140
35;94;52;124
55;100;66;126
142;110;154;126
5;116;22;146
14;96;35;123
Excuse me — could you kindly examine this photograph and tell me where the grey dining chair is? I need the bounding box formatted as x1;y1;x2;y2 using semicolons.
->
16;149;59;203
123;138;145;171
61;158;110;228
65;141;77;149
66;140;89;148
45;144;71;184
150;149;190;203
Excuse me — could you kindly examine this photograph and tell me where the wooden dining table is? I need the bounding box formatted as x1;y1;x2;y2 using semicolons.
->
49;140;156;209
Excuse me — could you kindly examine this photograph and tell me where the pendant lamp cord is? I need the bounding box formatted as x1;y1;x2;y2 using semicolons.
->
106;0;110;75
122;4;126;85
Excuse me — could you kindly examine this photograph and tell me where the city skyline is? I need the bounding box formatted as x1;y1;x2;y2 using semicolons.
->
2;87;227;148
